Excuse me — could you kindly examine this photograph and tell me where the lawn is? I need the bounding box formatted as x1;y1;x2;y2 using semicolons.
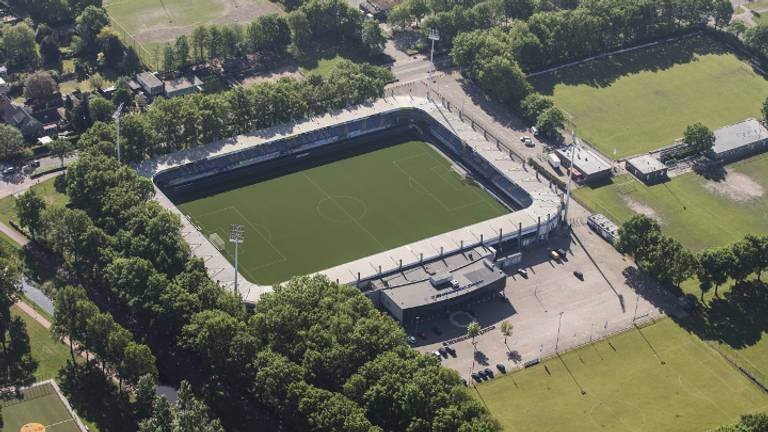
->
574;153;768;251
1;382;82;432
175;139;509;284
12;306;70;382
530;34;768;159
0;177;69;228
475;319;768;432
744;0;768;10
104;0;282;62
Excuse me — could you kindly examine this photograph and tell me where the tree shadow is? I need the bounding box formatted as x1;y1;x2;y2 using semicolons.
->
673;280;768;349
57;361;137;432
692;162;726;181
507;350;522;363
474;349;489;366
530;34;725;94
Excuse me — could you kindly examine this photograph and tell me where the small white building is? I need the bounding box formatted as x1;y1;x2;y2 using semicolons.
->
136;72;163;97
626;154;667;184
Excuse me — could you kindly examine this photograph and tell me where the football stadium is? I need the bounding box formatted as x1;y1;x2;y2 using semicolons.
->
140;97;564;320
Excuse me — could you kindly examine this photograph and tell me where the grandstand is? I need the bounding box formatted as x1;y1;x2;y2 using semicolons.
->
139;96;564;307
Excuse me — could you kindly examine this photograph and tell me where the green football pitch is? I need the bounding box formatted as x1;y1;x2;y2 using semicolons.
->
176;140;509;284
530;34;768;159
574;153;768;252
2;383;81;432
475;319;768;432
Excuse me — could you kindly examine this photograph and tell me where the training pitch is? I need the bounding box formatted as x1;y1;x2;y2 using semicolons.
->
531;34;768;159
574;153;768;251
474;319;768;432
2;383;81;432
176;139;509;284
104;0;281;53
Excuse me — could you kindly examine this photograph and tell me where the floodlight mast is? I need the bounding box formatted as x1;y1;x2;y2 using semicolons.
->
563;131;577;223
112;103;125;163
427;29;440;101
229;224;245;293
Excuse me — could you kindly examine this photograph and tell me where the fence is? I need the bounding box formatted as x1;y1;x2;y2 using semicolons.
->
0;380;55;408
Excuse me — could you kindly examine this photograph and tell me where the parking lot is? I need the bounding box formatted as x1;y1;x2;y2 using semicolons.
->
410;203;680;382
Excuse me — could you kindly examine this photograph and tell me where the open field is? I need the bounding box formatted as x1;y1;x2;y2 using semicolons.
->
176;139;509;284
13;306;71;382
1;382;81;432
104;0;282;60
475;318;768;432
574;154;768;251
531;34;768;159
0;177;69;229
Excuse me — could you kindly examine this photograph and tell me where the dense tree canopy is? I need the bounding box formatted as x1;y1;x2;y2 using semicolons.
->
2;23;40;70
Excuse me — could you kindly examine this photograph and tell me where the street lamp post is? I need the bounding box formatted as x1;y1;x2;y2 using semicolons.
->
112;103;124;163
427;29;440;101
229;224;245;294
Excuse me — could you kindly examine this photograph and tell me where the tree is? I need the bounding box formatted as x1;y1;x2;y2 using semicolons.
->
712;0;733;29
162;43;177;73
133;373;158;420
288;11;312;53
139;381;224;432
745;24;768;59
0;259;37;396
499;321;513;352
3;23;39;69
40;35;62;66
122;46;143;74
175;35;191;69
683;122;715;154
520;92;553;124
74;6;110;55
697;247;736;298
88;96;115;123
97;26;124;66
52;286;90;363
15;190;46;238
361;20;385;56
120;114;158;163
191;26;209;63
503;0;535;20
89;72;105;90
616;214;662;259
120;342;158;387
467;321;480;348
0;125;27;161
762;97;768;124
23;71;59;100
50;138;75;167
536;106;565;139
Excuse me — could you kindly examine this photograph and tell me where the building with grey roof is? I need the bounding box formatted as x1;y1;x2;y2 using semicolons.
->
136;72;163;97
366;246;506;322
555;145;612;184
164;76;203;98
709;118;768;163
626;154;667;184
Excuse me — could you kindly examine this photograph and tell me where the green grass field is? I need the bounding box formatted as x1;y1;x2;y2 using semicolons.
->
574;154;768;251
0;177;69;229
104;0;282;61
177;139;509;284
530;35;768;159
1;383;81;432
475;319;768;432
13;306;71;382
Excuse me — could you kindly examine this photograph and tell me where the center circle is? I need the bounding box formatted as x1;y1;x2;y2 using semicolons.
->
450;311;477;329
317;196;367;223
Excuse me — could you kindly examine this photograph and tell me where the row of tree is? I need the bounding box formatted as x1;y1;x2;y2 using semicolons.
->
22;153;501;430
616;215;768;297
10;0;99;25
713;413;768;432
51;284;158;390
76;60;393;163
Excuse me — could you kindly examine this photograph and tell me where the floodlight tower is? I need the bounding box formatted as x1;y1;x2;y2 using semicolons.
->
563;131;577;223
229;224;245;293
112;103;125;163
427;28;440;101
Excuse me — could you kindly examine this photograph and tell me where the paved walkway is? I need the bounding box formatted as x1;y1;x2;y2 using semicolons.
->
0;221;29;246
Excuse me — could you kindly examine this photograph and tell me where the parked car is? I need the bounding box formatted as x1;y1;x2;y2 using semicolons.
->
557;248;568;258
524;138;535;147
496;363;506;373
2;166;17;176
484;368;494;378
408;335;417;345
29;160;40;168
574;270;584;280
471;373;482;382
438;347;448;357
445;346;457;356
531;126;539;136
520;136;530;142
462;378;468;386
432;350;442;360
550;250;561;260
517;268;528;278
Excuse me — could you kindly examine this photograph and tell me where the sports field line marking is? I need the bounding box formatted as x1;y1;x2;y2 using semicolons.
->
230;207;288;264
393;156;471;212
300;172;387;250
193;205;237;221
46;418;75;429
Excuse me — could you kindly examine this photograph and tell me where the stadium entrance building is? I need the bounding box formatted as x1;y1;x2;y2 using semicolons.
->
365;247;506;323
